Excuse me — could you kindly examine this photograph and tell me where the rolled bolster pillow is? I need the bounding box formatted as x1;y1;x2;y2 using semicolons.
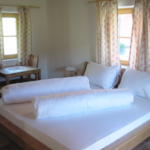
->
32;88;134;119
2;76;90;104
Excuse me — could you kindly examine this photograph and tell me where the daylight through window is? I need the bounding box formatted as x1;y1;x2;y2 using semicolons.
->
118;8;133;66
2;13;18;59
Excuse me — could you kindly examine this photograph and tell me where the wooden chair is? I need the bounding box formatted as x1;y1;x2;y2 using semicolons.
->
28;54;39;68
22;54;39;81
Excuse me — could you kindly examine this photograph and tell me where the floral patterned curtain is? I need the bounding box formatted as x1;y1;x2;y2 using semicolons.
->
0;8;3;69
96;1;120;66
17;7;32;66
129;0;150;72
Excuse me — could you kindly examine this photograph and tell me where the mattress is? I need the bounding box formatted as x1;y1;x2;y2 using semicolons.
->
90;84;102;89
0;96;150;150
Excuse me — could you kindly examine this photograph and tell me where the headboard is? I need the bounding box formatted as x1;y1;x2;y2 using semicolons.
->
82;62;126;87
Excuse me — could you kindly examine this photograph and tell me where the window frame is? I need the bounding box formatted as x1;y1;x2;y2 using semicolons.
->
2;13;18;60
118;8;133;66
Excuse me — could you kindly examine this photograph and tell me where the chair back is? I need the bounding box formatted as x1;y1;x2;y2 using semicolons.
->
28;54;39;68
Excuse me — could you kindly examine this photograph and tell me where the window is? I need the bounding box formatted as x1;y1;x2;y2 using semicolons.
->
118;8;133;66
2;13;18;59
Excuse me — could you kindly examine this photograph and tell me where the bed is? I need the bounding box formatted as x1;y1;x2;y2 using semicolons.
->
0;62;150;150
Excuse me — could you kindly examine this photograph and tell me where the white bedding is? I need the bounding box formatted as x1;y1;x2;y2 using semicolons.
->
90;84;103;89
2;76;90;104
32;89;133;119
0;96;150;150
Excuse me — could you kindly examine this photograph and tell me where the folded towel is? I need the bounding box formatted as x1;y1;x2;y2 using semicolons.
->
2;76;90;104
32;89;134;119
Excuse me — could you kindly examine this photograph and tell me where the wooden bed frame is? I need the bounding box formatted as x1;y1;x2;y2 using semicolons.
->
0;62;150;150
0;114;149;150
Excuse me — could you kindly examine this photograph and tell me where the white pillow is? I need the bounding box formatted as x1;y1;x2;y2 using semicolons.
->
84;62;120;89
2;76;90;104
118;68;150;100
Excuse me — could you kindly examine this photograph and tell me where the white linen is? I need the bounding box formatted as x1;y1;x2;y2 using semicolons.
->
1;76;90;104
84;62;120;89
32;89;133;119
0;96;150;150
90;84;102;89
118;68;150;100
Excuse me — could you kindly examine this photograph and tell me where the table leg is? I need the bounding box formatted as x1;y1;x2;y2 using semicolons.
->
38;70;41;80
35;73;38;80
20;76;23;81
28;75;31;79
6;76;9;85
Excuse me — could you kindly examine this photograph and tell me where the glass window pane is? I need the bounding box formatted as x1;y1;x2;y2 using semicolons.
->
118;14;133;37
4;37;17;55
118;38;131;61
2;18;17;36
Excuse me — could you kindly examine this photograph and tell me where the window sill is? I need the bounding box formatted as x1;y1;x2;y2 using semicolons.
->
3;59;17;62
121;65;128;69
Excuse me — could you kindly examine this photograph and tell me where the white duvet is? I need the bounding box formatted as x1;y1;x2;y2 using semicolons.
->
2;76;90;104
32;89;134;119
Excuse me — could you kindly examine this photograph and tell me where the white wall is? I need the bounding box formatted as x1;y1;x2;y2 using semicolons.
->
46;0;135;79
0;0;136;81
46;0;96;78
118;0;135;8
0;0;48;79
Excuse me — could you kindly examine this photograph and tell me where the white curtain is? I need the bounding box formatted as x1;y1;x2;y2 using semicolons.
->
0;8;3;69
17;7;32;66
96;1;120;66
129;0;150;72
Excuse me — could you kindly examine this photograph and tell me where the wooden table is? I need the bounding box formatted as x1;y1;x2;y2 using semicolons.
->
0;66;41;85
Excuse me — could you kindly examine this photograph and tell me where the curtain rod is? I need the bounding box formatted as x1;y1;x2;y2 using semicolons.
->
88;0;118;4
0;4;40;9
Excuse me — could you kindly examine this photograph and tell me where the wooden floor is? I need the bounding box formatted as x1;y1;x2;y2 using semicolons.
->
132;136;150;150
0;132;22;150
0;131;149;150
